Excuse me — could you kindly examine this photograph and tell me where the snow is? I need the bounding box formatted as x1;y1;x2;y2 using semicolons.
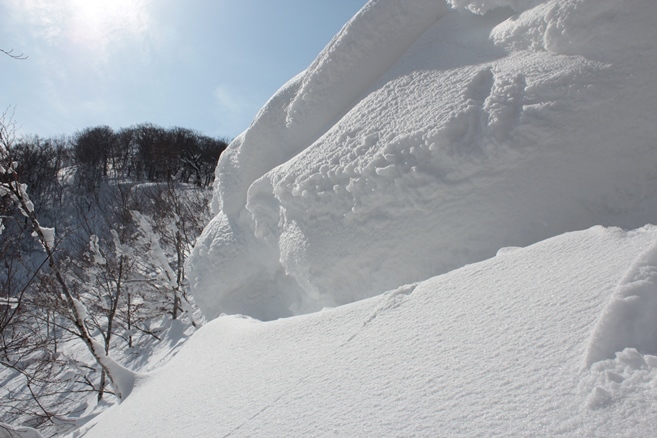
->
37;226;55;250
585;237;657;366
189;0;657;321
0;423;44;438
80;0;657;435
132;211;178;289
88;338;140;401
81;226;657;437
210;0;450;218
448;0;541;15
71;299;140;401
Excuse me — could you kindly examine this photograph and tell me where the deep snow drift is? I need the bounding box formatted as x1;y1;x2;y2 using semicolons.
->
83;226;657;437
81;0;657;436
188;0;657;321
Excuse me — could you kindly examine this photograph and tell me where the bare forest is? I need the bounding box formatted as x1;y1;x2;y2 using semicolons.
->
1;114;227;436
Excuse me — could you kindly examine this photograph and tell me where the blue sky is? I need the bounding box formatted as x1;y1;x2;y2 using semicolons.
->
0;0;367;140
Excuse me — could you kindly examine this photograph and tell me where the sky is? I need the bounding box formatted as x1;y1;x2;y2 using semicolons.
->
0;0;367;140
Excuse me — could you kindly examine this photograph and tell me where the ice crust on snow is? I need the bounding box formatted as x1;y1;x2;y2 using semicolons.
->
84;226;657;437
189;0;657;322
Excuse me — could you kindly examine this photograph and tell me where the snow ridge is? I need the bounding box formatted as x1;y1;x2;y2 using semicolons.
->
213;0;449;217
190;0;452;320
585;236;657;366
190;0;657;322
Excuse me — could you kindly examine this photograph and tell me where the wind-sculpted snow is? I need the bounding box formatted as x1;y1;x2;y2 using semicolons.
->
73;2;657;434
189;0;657;322
84;227;657;437
448;0;542;14
585;237;657;366
212;0;449;217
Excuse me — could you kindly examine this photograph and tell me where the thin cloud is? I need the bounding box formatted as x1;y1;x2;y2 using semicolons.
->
4;0;65;44
5;0;153;59
214;86;252;115
213;85;268;137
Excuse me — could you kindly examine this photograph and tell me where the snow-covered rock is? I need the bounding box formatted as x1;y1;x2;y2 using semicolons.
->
189;0;657;320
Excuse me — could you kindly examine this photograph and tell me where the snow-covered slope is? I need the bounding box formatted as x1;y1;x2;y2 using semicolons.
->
188;0;657;320
78;1;657;435
82;226;657;437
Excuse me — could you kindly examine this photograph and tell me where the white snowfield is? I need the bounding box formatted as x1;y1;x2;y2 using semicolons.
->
84;0;657;436
84;226;657;437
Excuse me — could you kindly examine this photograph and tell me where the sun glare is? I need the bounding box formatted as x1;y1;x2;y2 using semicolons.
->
65;0;150;51
6;0;154;60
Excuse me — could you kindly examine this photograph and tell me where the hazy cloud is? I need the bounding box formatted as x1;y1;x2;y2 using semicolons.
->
213;85;265;136
5;0;153;58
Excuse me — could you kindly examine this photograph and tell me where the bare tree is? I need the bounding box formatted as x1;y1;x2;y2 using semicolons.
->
1;114;218;434
132;181;209;323
1;112;135;403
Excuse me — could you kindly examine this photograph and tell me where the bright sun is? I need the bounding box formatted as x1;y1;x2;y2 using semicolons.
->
65;0;150;50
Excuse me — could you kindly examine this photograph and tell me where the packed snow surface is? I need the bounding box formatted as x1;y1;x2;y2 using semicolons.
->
188;0;657;321
83;226;657;437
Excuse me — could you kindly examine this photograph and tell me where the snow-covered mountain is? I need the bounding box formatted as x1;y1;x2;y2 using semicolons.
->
81;0;657;435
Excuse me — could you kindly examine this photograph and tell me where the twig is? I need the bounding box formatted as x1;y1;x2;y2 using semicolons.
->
0;48;28;60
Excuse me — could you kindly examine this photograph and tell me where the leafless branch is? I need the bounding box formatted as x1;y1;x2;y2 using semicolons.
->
0;48;28;60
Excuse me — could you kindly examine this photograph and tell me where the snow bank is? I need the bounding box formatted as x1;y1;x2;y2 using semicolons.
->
211;0;450;217
585;236;657;366
581;348;657;413
188;0;657;321
83;226;657;437
448;0;541;15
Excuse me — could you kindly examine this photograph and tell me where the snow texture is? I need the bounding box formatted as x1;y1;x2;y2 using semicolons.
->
0;423;44;438
448;0;542;15
37;226;55;250
189;0;657;321
83;226;657;437
585;236;657;366
89;338;139;401
82;0;657;434
71;298;140;400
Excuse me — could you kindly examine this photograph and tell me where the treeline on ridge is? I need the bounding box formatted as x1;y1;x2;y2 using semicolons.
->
12;123;228;201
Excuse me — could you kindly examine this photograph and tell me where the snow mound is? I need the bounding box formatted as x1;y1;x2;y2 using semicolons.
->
448;0;541;15
211;0;450;217
84;226;657;437
189;0;657;321
585;236;657;366
580;348;657;414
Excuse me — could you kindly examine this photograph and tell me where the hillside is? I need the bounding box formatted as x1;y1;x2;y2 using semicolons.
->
84;226;657;436
81;0;657;436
